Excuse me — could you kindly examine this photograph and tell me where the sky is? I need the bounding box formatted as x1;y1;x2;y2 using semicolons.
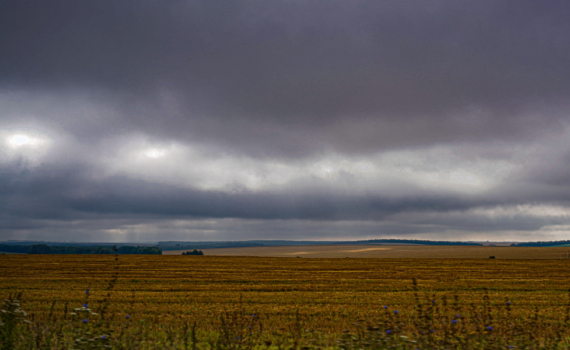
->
1;0;570;242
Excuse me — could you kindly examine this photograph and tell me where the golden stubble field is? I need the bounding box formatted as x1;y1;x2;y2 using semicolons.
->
2;252;570;335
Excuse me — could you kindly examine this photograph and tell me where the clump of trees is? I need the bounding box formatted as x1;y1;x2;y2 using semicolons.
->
182;249;204;255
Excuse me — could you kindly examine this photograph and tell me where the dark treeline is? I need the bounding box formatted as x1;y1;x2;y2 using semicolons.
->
336;239;483;246
0;241;154;247
0;244;161;254
510;240;570;247
0;244;30;253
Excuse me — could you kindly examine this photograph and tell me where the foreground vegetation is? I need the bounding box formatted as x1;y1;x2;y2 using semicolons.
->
1;254;570;349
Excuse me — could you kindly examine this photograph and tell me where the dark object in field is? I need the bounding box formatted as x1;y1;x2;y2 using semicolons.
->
489;256;496;259
182;249;204;255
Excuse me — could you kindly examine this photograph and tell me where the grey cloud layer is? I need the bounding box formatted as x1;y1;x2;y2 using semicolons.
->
1;1;570;241
2;0;570;155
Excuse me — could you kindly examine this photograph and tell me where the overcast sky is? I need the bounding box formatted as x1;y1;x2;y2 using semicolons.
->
1;0;570;242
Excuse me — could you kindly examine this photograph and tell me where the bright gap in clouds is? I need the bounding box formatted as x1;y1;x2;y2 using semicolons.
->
106;136;508;195
7;134;36;148
144;148;166;159
2;132;51;164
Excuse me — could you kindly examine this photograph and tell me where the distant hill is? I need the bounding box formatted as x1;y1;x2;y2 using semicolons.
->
0;239;494;254
157;239;482;251
331;239;482;246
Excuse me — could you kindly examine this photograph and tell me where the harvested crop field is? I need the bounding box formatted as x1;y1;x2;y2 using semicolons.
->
164;244;570;259
1;254;570;324
2;254;570;348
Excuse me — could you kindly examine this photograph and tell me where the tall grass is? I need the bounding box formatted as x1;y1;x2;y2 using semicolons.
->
3;286;570;348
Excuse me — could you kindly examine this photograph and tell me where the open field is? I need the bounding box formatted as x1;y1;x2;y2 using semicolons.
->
165;244;570;259
2;254;570;348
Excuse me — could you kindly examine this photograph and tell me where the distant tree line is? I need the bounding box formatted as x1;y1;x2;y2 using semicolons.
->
510;240;570;247
0;244;29;253
338;239;483;246
0;244;161;254
181;249;204;255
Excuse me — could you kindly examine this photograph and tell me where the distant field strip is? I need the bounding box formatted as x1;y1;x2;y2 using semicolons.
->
164;244;570;259
342;247;392;252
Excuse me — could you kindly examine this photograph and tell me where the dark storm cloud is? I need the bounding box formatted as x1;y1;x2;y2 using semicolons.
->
2;0;570;156
0;160;477;222
1;157;569;231
1;1;570;241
